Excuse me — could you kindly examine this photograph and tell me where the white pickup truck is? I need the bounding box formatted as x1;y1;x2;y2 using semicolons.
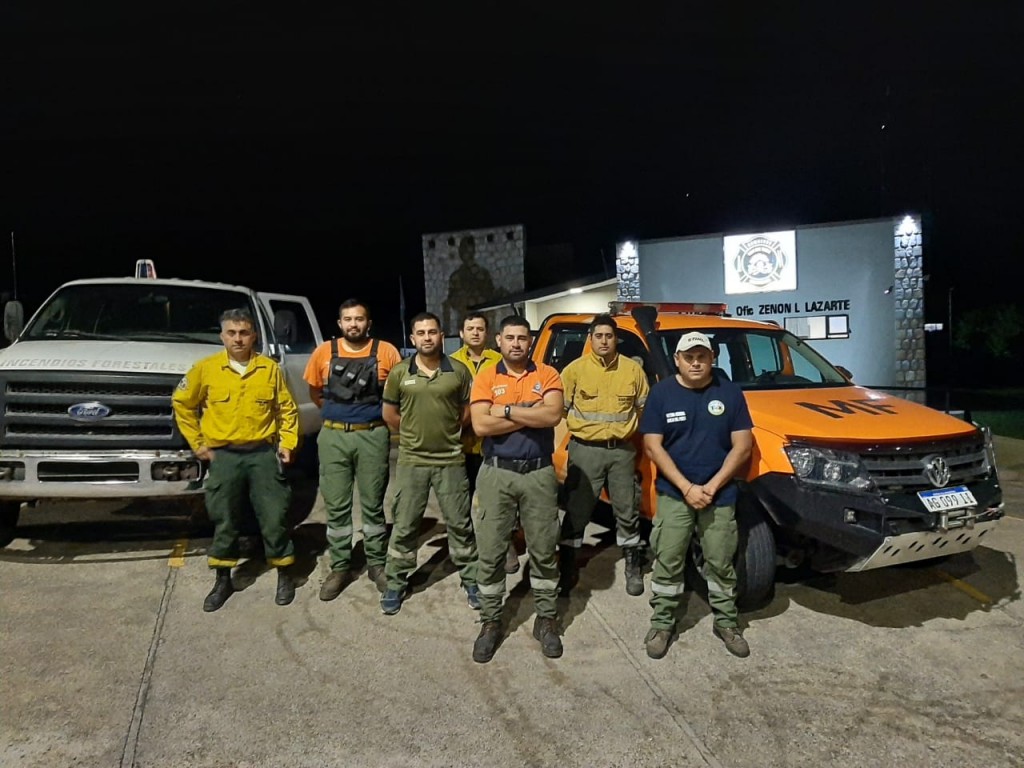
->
0;262;323;546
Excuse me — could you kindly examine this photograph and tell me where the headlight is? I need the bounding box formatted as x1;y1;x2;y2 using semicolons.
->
784;444;875;492
981;425;997;475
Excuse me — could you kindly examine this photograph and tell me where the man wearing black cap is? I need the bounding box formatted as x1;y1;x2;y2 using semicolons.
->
639;330;753;659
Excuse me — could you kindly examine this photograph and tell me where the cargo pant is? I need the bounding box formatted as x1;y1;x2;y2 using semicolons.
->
317;425;391;572
648;493;739;631
473;462;560;623
205;445;294;568
560;440;641;550
384;463;477;592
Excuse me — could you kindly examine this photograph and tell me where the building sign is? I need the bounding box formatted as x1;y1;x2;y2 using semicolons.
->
723;230;797;294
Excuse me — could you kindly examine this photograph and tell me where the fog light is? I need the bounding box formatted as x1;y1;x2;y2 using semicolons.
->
843;508;857;524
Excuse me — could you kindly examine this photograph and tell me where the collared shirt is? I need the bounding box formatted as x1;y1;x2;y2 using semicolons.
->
450;345;502;455
382;354;472;466
562;351;649;442
471;359;563;460
172;351;299;452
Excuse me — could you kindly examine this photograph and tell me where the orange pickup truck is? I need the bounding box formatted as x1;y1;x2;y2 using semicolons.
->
531;302;1004;609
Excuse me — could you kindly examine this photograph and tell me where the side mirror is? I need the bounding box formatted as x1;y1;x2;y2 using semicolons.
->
4;300;25;342
835;365;853;381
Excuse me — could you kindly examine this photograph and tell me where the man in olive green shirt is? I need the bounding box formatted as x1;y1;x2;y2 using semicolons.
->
379;311;478;615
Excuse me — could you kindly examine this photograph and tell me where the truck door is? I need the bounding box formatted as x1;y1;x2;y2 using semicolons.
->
254;293;324;437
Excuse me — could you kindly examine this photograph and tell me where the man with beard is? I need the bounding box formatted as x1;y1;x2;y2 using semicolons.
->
378;312;477;615
303;298;402;600
469;315;565;663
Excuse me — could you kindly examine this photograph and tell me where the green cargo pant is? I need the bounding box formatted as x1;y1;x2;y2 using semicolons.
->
317;425;391;572
473;461;560;623
560;440;641;549
648;493;739;631
204;446;294;568
385;463;476;591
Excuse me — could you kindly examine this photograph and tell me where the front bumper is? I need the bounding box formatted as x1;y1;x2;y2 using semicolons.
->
0;449;205;500
749;472;1004;571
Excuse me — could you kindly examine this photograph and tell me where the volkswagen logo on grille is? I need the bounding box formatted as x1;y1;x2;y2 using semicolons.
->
923;455;951;488
68;402;113;421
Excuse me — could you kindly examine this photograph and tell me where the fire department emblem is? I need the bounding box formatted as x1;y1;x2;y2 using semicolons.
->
733;236;787;287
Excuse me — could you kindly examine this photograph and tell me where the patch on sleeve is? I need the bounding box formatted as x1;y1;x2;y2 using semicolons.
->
176;376;189;391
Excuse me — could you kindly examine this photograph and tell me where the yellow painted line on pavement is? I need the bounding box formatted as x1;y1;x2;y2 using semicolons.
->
168;539;188;568
936;569;993;605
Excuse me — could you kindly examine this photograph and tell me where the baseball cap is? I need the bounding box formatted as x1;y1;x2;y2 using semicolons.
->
675;331;712;353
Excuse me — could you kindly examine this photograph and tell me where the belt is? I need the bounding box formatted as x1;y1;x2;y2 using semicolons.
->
322;419;386;432
216;441;274;453
571;436;632;449
485;456;552;474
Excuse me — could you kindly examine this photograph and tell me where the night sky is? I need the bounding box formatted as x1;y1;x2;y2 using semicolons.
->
3;5;1022;344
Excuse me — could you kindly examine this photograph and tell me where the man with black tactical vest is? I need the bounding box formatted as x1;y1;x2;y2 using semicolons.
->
303;298;402;600
558;313;650;597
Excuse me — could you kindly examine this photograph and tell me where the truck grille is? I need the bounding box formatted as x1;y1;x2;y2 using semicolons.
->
857;434;991;491
0;371;186;450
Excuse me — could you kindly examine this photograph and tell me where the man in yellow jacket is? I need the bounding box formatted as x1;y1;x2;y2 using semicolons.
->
173;307;300;611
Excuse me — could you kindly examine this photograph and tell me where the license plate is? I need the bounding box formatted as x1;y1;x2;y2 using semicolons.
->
917;485;977;512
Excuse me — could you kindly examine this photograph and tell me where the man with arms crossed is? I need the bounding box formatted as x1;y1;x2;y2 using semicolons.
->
558;313;649;597
379;312;479;615
450;312;521;574
639;331;753;659
303;298;402;600
469;315;565;663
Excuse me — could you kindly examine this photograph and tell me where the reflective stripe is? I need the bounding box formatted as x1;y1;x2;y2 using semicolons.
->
560;537;583;548
267;555;296;568
326;525;353;539
208;556;240;568
706;578;736;598
478;580;507;596
387;546;415;563
617;534;641;547
651;580;687;596
568;406;631;423
362;522;388;536
530;577;559;591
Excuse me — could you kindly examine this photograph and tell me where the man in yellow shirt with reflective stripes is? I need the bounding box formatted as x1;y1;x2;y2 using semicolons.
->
173;307;300;612
558;313;650;597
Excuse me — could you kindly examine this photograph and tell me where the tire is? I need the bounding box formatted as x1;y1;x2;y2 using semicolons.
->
684;497;777;612
0;501;22;547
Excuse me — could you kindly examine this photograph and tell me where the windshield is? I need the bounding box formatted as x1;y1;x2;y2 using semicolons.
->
22;283;255;344
653;327;849;390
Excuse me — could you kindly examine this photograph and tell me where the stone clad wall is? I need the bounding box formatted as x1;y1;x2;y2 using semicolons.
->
892;215;926;401
422;224;525;335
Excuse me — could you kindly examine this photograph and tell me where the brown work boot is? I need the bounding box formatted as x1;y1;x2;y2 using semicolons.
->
366;565;388;593
318;570;354;601
472;621;503;663
532;616;563;658
713;625;750;658
623;546;645;596
504;540;520;574
644;628;673;659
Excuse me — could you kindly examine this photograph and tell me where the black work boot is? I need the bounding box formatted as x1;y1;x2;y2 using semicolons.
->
275;568;296;606
203;567;234;612
623;546;645;597
557;547;579;597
